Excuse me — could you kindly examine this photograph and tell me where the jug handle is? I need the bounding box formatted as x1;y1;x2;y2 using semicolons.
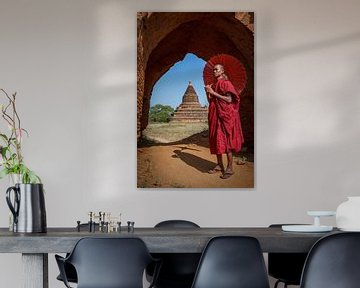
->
6;186;20;224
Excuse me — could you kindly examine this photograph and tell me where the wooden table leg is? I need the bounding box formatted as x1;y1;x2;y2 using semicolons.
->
22;253;48;288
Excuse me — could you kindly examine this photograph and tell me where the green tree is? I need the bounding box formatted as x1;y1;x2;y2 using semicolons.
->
149;104;174;122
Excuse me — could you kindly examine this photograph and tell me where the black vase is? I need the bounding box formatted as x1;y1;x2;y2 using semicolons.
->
6;183;47;233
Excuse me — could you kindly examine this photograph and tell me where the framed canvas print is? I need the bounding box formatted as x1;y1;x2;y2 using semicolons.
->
137;12;254;188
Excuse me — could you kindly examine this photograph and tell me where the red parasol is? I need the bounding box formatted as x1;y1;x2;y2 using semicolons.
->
203;54;247;94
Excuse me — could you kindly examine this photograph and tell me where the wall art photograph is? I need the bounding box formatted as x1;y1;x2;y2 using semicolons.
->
137;12;254;188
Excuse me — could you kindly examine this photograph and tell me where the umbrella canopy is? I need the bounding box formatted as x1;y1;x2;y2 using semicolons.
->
203;54;247;94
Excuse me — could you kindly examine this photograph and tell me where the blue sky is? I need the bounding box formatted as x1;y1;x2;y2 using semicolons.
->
150;53;207;109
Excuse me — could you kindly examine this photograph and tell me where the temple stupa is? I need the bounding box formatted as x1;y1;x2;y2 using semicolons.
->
170;81;208;122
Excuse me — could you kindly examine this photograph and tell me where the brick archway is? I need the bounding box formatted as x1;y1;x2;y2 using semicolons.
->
137;12;254;149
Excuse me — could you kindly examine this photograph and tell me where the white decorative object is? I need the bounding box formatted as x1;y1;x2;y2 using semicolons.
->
336;197;360;231
282;211;335;233
282;225;333;232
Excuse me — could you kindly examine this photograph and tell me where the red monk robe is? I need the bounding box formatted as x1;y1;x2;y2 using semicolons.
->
208;78;244;154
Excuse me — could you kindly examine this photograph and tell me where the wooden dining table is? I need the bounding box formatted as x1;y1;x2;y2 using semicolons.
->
0;226;340;288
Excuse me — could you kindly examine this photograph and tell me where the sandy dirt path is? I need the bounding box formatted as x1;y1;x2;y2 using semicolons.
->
137;141;254;188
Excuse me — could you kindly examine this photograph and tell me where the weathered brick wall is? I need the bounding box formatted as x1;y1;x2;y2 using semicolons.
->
137;12;254;149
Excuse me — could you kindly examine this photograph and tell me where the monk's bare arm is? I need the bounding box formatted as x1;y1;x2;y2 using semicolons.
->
213;92;232;103
205;85;232;103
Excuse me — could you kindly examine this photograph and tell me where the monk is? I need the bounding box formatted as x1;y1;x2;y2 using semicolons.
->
205;64;244;179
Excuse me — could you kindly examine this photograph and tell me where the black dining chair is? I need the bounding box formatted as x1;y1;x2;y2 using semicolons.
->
300;232;360;288
268;224;308;288
56;223;99;284
147;220;201;288
191;236;270;288
55;237;161;288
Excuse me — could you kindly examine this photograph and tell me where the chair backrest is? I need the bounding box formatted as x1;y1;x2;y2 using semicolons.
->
155;219;200;228
191;236;270;288
300;232;360;288
268;224;308;285
150;220;201;287
66;237;154;288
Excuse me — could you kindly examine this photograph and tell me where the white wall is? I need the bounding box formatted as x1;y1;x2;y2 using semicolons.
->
1;0;360;287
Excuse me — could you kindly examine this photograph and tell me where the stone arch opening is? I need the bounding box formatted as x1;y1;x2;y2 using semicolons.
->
137;12;254;149
151;53;207;109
